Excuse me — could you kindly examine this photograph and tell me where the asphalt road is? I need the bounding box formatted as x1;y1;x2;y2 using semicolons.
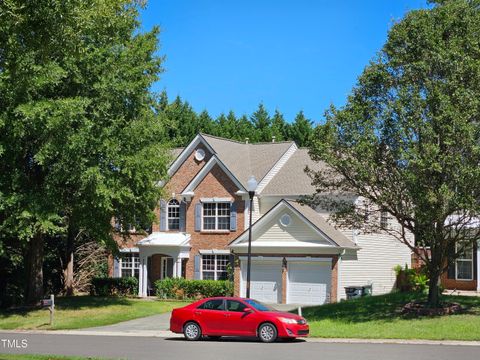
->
1;333;479;360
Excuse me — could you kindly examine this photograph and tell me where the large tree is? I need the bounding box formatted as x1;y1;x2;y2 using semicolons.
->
0;0;169;303
309;0;480;307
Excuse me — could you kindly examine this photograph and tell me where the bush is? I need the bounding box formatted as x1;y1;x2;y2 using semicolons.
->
155;278;233;300
394;264;429;293
90;277;138;296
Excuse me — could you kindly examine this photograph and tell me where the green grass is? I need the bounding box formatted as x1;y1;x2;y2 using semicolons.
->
0;355;107;360
0;296;188;330
302;292;480;340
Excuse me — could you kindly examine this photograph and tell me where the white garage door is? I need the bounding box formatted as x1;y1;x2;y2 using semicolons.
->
243;262;282;304
287;261;331;305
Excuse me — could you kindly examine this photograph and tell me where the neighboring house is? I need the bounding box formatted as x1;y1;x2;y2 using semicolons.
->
110;133;414;304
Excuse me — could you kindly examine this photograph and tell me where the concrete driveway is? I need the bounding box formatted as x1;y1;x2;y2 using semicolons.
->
82;312;171;333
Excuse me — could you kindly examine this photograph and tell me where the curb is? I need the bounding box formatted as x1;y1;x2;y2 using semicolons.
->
1;330;480;346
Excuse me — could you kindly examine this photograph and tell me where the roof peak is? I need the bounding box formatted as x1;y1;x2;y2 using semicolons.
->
200;132;295;146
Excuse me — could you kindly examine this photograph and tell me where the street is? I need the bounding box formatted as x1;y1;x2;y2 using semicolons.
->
1;333;479;360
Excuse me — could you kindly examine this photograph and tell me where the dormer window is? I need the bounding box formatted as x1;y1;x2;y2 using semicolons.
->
167;199;180;230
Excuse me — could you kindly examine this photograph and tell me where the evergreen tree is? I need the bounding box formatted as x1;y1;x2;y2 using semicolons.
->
250;103;272;142
289;111;314;147
271;109;287;141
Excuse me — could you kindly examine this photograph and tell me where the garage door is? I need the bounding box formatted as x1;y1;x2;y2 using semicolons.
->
243;262;282;304
287;261;331;305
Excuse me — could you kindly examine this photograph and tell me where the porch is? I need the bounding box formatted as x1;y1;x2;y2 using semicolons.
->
137;232;191;297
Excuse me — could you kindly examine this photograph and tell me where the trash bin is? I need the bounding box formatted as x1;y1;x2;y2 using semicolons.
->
345;285;372;300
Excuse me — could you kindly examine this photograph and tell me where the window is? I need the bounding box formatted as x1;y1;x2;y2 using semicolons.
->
201;254;229;280
197;299;225;310
167;199;180;230
226;300;247;312
380;210;389;230
456;242;473;280
120;253;139;278
202;202;230;231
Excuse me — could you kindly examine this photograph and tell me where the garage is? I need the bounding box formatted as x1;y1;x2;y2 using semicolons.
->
287;261;331;305
242;261;282;304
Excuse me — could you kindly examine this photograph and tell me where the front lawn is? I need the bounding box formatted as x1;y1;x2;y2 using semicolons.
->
0;296;188;330
303;292;480;340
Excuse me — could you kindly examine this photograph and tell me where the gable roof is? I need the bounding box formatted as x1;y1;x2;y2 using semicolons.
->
229;199;357;249
200;134;295;189
181;155;246;194
261;148;327;196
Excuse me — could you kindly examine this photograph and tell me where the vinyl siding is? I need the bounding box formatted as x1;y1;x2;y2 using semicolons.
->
255;208;332;245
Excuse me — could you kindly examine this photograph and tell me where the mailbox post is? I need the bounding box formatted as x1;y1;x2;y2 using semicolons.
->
41;294;55;326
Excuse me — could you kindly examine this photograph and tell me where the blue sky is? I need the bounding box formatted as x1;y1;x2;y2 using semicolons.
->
141;1;427;123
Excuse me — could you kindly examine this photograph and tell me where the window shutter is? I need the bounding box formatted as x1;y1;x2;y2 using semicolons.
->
194;203;202;232
160;199;167;231
179;201;186;232
230;202;237;231
474;242;478;281
113;257;120;278
228;254;235;281
194;255;201;280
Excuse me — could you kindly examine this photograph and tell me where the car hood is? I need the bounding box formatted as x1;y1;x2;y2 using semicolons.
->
264;311;303;320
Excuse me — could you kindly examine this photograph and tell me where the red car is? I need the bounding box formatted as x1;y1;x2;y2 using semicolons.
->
170;297;309;342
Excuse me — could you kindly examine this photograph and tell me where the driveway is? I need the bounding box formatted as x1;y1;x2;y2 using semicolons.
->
81;312;171;333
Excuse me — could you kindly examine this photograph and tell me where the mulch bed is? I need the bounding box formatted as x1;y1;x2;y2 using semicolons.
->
400;301;464;316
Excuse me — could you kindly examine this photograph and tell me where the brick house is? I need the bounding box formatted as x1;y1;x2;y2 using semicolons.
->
111;133;422;304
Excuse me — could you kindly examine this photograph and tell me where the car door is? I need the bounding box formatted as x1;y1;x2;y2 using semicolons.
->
193;299;226;335
223;300;258;336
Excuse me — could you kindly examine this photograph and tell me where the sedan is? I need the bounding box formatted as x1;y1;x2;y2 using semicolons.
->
170;296;309;342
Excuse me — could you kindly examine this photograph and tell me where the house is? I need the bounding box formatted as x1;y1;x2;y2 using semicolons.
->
110;133;416;304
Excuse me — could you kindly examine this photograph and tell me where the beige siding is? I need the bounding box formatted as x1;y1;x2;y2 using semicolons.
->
255;208;331;245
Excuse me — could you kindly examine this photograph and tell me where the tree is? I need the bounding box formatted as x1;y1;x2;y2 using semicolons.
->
308;0;480;307
271;110;287;142
0;0;169;303
250;103;272;142
289;111;314;147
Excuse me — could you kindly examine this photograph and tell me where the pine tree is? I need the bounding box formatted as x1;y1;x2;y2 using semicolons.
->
289;111;314;147
250;103;272;142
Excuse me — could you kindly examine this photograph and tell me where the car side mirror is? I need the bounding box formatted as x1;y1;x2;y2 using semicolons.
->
243;307;253;313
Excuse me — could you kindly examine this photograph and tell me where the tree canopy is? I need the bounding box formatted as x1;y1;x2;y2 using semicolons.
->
0;0;169;304
308;0;480;307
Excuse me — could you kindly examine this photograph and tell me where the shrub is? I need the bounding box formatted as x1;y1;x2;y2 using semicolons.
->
394;264;429;293
90;277;138;296
155;278;233;300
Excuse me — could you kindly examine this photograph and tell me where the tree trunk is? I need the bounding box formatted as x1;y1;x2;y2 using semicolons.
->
427;274;440;308
64;225;76;296
25;233;44;305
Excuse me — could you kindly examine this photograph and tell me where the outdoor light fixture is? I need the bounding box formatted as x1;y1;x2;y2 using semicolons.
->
246;175;257;298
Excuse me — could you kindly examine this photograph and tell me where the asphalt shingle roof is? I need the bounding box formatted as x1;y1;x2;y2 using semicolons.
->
200;134;293;188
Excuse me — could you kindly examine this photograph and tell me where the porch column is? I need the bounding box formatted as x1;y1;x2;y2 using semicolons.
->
477;240;480;292
175;257;182;278
172;256;179;278
138;255;148;297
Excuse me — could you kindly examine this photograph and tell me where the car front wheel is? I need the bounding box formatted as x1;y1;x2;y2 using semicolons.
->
183;322;202;341
258;323;278;343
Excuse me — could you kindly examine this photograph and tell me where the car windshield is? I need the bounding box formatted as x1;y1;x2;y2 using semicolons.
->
244;299;276;312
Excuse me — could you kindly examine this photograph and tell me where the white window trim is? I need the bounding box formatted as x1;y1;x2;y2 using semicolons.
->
167;199;180;231
119;253;140;278
455;243;474;281
201;254;229;280
201;201;231;232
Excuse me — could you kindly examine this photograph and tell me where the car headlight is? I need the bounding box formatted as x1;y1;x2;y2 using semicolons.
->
279;317;297;324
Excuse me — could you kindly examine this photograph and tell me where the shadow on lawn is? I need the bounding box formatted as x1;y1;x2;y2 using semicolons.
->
300;292;480;323
0;296;133;316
